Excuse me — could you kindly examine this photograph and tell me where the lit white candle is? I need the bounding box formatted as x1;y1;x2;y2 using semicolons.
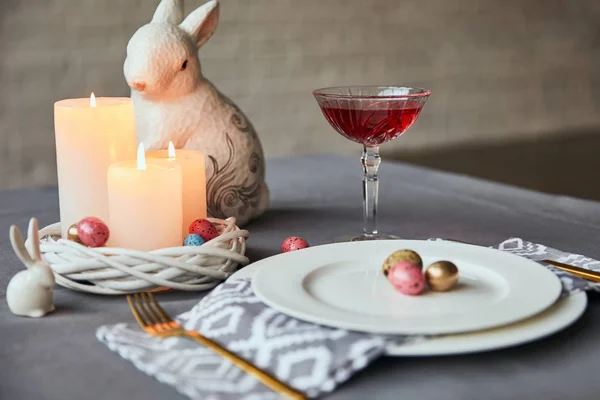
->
148;142;206;236
107;144;183;251
54;94;136;237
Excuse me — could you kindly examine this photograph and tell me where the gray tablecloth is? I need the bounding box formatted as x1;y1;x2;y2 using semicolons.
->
2;154;600;400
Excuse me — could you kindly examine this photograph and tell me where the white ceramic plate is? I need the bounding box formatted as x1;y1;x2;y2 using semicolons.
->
385;291;587;356
230;260;586;356
250;240;562;335
230;244;585;355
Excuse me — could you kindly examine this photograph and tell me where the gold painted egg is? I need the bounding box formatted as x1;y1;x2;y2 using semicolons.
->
67;223;81;243
382;249;423;277
425;261;459;291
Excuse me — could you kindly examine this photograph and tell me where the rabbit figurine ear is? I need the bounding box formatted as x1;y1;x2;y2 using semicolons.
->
9;225;33;267
152;0;184;25
26;218;42;262
180;0;219;48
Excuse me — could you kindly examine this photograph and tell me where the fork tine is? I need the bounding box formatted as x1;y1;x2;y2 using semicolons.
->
141;292;168;325
127;295;149;329
146;292;174;323
134;293;159;328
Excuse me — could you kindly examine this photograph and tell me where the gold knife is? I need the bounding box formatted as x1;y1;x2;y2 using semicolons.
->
446;238;600;284
541;260;600;283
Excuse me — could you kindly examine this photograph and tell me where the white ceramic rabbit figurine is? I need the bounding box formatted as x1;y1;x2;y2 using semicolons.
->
124;0;269;227
6;218;55;318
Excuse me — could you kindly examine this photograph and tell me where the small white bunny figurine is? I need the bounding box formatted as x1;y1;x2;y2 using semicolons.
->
124;0;269;227
7;218;55;318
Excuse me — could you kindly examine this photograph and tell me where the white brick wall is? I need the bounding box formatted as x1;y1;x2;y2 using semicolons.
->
1;0;599;188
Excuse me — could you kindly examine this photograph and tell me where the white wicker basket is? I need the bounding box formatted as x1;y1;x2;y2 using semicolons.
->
25;217;249;295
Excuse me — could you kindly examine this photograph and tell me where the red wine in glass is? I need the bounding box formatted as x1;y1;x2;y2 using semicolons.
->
313;86;431;241
319;100;425;147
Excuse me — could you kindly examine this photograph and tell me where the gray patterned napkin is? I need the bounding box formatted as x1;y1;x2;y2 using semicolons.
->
491;238;600;294
96;238;600;400
97;279;399;400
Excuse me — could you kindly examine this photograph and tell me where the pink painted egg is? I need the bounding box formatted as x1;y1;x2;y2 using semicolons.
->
281;236;309;253
389;262;426;296
389;261;421;273
77;217;110;248
189;219;219;242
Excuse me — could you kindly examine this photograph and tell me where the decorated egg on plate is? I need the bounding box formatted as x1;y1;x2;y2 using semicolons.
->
281;236;309;253
184;234;205;246
390;260;421;273
382;249;423;277
77;217;109;247
425;261;459;291
189;219;219;242
389;261;426;296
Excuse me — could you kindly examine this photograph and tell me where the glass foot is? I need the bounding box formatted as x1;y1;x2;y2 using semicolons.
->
335;233;401;242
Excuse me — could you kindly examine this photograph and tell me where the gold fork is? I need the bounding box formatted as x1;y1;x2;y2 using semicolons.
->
127;292;306;400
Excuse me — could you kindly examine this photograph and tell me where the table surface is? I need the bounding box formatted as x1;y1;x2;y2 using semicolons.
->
2;154;600;400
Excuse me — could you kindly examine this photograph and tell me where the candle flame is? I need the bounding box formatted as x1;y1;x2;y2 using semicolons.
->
168;141;176;160
137;143;146;170
90;92;96;107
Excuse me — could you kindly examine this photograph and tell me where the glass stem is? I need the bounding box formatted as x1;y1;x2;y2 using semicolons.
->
361;146;381;237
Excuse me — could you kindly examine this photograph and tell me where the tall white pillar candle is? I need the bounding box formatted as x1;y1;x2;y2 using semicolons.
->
54;94;136;237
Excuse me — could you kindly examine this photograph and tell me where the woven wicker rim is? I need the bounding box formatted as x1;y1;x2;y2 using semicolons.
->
25;217;249;295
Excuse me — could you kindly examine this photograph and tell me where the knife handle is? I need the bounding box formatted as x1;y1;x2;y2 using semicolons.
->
542;260;600;283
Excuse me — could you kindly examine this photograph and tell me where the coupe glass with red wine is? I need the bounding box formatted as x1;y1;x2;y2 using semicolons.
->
313;86;431;241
